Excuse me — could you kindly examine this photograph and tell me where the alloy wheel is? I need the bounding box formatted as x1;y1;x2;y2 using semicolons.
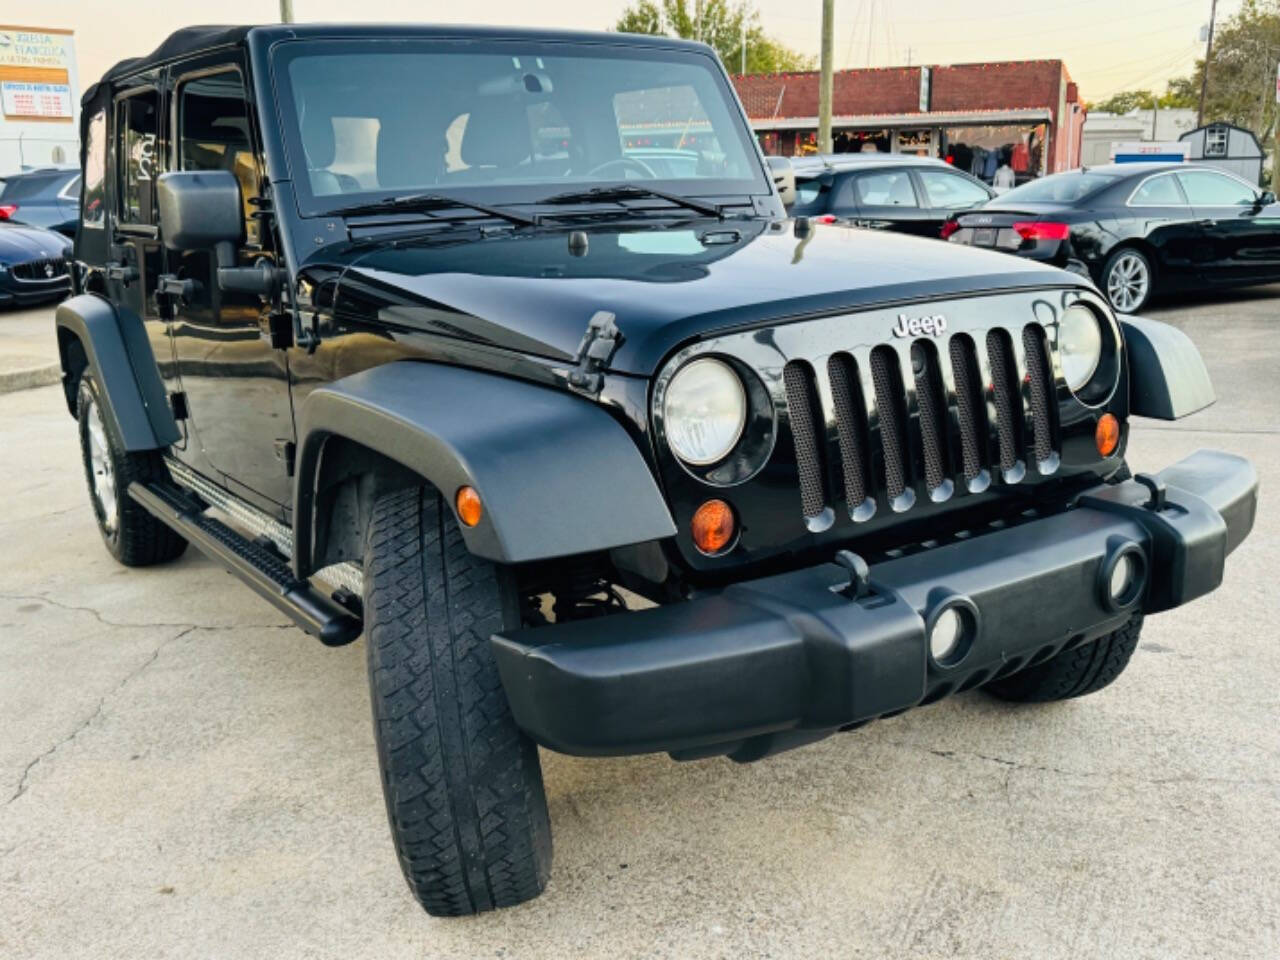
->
1106;252;1149;313
85;394;118;533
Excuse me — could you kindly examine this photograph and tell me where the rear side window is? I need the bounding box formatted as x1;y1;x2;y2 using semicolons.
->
795;179;823;206
853;170;918;209
1176;170;1256;206
1128;174;1184;206
916;170;989;209
81;109;106;227
116;91;160;224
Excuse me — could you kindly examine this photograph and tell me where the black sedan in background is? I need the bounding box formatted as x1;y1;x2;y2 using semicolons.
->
789;154;995;239
0;223;73;308
946;162;1280;312
0;167;81;238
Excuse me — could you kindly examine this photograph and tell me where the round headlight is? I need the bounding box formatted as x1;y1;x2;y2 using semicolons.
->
663;358;747;466
1059;304;1103;393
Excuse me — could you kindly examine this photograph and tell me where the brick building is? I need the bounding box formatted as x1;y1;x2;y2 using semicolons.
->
732;60;1084;181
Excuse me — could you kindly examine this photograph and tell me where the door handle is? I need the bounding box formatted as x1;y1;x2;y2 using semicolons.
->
1196;219;1215;227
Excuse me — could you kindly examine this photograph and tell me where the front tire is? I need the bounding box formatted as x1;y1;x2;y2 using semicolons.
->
76;371;187;567
363;486;551;917
984;615;1144;703
1102;247;1154;313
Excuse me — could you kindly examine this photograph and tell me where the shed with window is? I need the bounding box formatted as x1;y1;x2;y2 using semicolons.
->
1179;123;1263;185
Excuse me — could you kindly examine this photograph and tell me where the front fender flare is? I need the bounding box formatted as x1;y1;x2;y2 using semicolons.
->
293;361;676;575
54;294;179;450
1121;315;1215;420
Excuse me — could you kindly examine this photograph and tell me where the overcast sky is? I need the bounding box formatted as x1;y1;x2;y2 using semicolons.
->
33;0;1237;104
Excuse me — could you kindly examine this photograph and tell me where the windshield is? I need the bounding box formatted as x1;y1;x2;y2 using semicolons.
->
272;39;768;216
989;171;1119;205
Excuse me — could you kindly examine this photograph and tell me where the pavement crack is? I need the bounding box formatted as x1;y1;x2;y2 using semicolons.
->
6;625;198;806
0;592;292;631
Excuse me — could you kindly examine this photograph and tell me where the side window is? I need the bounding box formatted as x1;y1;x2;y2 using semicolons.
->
116;91;159;224
852;170;919;209
178;70;261;243
1129;174;1185;206
1177;170;1256;206
795;180;823;206
916;170;990;209
81;110;106;228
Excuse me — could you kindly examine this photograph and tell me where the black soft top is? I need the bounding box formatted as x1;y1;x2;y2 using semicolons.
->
81;25;252;105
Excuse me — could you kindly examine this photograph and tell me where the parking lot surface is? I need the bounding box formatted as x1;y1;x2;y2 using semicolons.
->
1;289;1277;959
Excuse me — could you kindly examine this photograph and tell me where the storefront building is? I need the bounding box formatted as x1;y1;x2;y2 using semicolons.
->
732;61;1084;186
0;25;80;175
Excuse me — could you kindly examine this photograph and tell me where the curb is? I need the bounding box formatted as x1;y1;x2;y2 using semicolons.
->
0;363;61;395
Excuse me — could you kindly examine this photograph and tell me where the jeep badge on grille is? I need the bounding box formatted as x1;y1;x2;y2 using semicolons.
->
892;313;947;338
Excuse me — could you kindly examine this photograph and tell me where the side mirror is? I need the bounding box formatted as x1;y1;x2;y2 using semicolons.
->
765;156;796;209
1259;190;1276;206
156;170;243;251
156;169;282;300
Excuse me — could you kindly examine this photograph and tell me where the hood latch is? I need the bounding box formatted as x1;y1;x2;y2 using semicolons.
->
567;311;622;396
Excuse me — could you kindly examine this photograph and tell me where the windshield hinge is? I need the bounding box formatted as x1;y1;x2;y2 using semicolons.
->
567;311;622;396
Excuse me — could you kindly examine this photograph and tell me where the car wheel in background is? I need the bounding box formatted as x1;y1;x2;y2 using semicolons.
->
1102;247;1154;314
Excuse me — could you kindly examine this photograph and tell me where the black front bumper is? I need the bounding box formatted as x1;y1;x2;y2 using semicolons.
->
492;451;1258;762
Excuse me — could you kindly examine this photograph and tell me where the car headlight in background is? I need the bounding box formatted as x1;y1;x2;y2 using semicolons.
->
663;357;747;466
1058;304;1103;393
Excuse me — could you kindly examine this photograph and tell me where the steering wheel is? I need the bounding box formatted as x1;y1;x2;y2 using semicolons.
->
586;156;658;180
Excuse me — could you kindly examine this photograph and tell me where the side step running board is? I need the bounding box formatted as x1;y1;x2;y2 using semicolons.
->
128;480;362;647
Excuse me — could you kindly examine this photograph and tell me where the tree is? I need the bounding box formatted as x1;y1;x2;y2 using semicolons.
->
613;0;815;74
1165;0;1280;143
1086;83;1196;114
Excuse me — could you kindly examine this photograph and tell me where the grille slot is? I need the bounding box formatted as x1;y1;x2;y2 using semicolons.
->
869;346;911;503
827;353;870;511
911;341;949;493
1022;324;1056;465
986;329;1023;473
948;336;986;481
782;361;827;519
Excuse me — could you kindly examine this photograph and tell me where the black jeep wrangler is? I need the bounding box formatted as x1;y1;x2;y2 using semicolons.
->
58;24;1257;916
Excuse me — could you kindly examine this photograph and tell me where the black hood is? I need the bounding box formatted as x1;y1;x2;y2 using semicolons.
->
0;224;72;263
316;218;1086;375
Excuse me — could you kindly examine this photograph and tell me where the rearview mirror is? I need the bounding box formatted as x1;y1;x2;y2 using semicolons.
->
156;170;243;251
765;156;796;209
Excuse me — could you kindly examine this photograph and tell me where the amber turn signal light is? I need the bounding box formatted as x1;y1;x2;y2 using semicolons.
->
455;486;483;527
691;499;735;555
1096;413;1120;457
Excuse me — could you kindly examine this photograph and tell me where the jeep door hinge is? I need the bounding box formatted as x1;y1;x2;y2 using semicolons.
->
274;439;296;477
567;311;622;396
169;391;188;421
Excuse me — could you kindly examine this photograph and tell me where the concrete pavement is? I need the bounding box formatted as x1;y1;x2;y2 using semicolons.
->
1;289;1277;959
0;305;61;393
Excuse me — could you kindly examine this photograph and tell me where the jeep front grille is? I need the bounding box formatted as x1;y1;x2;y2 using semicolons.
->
782;322;1060;525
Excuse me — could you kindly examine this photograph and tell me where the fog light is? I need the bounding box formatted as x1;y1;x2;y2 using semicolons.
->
1109;553;1134;601
929;608;963;662
691;499;735;555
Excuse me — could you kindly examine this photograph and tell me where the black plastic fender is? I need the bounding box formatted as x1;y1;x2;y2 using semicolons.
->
1121;315;1215;420
54;294;180;450
293;360;676;575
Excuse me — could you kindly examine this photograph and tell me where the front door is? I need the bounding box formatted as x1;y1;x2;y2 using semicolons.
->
164;61;294;510
1177;168;1280;284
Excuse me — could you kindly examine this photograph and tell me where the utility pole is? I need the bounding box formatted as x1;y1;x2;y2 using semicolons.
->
741;2;747;75
1197;0;1218;127
279;0;293;22
695;0;704;43
818;0;834;154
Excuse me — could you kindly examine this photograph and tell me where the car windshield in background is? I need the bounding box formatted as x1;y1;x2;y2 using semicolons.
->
273;40;767;215
989;171;1120;205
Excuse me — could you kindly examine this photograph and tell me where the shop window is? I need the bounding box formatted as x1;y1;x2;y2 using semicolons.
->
81;109;106;228
1204;125;1228;158
116;90;159;224
178;70;261;243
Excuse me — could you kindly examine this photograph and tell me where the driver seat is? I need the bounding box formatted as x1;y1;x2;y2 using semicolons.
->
456;99;532;180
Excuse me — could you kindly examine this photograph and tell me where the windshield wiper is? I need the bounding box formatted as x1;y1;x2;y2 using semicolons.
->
536;184;724;220
328;192;536;227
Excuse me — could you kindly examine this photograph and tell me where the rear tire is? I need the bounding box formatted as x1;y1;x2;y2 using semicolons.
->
984;615;1144;703
1101;247;1154;313
76;371;187;567
363;486;552;916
